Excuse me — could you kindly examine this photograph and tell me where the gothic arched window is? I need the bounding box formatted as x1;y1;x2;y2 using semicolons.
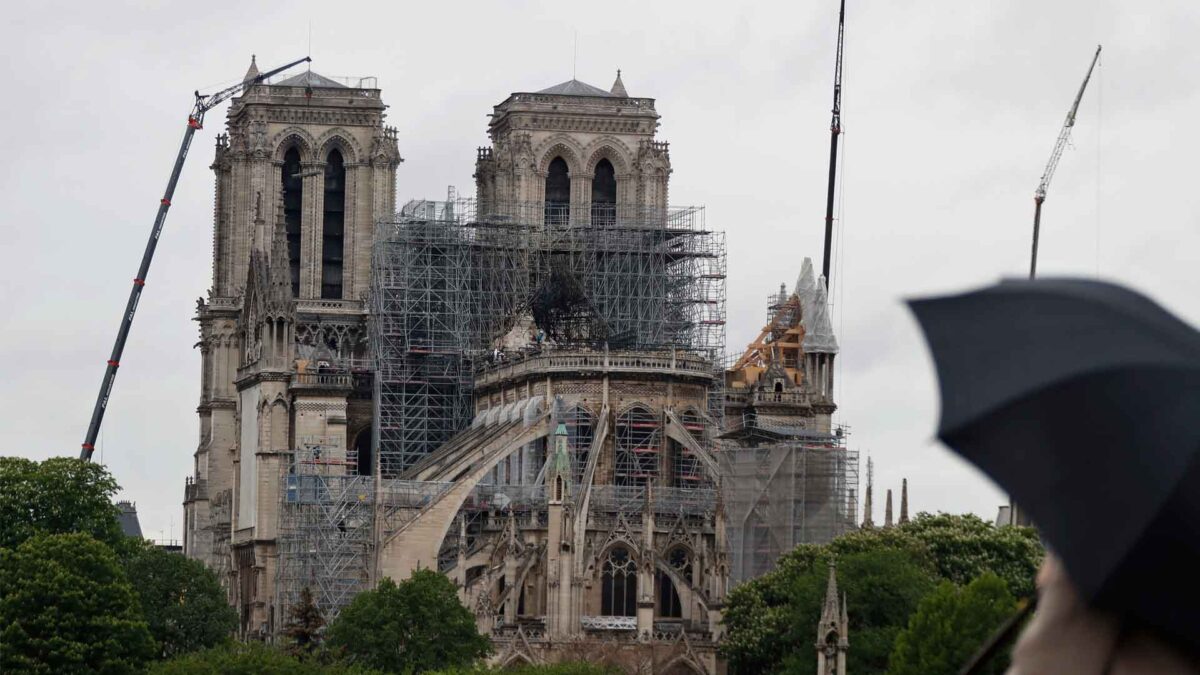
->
565;406;594;482
545;156;570;226
615;405;660;487
601;546;637;616
591;158;616;226
321;149;346;299
657;547;691;618
281;147;303;297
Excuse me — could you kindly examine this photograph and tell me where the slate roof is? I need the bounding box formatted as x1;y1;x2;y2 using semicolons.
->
116;500;143;538
536;79;615;97
275;70;347;89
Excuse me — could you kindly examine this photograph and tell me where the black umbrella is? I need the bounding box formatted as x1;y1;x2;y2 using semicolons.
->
908;278;1200;652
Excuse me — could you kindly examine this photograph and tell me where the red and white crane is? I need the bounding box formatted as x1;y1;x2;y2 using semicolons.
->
80;56;310;461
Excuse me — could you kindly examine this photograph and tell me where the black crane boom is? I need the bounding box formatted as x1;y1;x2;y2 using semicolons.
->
79;56;310;462
821;0;846;287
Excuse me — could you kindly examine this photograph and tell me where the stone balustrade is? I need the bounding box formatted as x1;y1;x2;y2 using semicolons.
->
475;350;713;390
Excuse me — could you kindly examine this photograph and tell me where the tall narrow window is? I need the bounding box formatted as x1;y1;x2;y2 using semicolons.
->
281;148;303;297
321;149;345;299
601;547;637;616
591;158;616;226
657;547;691;618
615;405;661;487
544;157;570;226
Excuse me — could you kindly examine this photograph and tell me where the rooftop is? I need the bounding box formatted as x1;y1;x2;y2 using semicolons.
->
536;79;615;97
274;70;349;89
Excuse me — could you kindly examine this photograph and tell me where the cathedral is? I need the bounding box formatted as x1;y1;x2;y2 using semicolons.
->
182;57;855;674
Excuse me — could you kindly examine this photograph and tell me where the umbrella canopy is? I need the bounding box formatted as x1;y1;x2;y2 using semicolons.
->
908;278;1200;651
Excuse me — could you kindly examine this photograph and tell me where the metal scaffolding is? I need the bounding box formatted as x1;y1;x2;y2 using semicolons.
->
275;437;374;625
369;199;727;476
563;404;594;483
615;405;662;487
719;430;859;584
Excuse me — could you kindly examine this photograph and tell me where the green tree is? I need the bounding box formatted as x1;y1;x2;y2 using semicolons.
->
0;532;155;673
122;542;237;658
887;572;1017;675
897;513;1042;597
721;513;1042;675
147;641;382;674
430;663;618;675
327;570;491;673
0;456;125;551
284;586;327;656
724;548;937;675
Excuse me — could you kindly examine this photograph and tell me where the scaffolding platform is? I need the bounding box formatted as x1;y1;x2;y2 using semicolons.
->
719;430;859;584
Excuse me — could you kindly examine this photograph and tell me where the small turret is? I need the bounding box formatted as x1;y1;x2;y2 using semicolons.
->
268;190;295;312
548;423;571;504
610;69;628;97
899;478;909;525
816;560;848;675
861;457;874;529
243;54;260;83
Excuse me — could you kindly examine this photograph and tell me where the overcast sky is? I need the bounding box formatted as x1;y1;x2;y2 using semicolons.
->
2;1;1197;542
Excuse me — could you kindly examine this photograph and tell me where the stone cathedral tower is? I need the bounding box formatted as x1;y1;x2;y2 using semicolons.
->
473;71;672;216
183;57;400;635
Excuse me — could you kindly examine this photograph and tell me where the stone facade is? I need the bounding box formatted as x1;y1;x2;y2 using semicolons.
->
474;73;671;215
183;60;400;636
407;355;729;675
185;66;727;673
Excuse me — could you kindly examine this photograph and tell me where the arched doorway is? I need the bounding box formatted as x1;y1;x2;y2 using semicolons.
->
353;427;373;476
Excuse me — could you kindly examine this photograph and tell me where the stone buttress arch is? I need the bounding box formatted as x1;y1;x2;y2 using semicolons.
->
377;419;550;582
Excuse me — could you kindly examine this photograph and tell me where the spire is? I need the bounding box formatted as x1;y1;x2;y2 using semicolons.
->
549;423;572;503
819;560;840;628
794;257;817;306
803;275;839;354
816;559;849;674
840;591;849;634
268;189;294;307
884;488;894;528
899;478;909;524
610;69;628;97
251;192;265;252
861;457;874;528
243;54;260;83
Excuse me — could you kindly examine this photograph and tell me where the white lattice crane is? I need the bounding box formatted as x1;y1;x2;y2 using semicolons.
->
1029;45;1102;278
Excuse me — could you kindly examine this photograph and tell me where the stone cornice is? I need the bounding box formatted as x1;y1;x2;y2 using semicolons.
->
197;398;237;413
235;369;293;390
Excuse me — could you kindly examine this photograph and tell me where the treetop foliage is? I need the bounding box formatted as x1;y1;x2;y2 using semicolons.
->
430;663;620;675
887;572;1017;675
721;513;1042;675
0;456;124;551
121;541;238;658
0;532;156;674
327;569;491;674
284;586;327;656
146;641;384;674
